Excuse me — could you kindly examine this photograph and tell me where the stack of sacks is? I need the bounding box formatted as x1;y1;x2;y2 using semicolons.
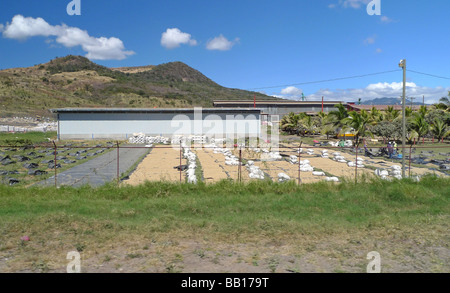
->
299;160;314;172
374;169;390;180
297;148;303;154
213;147;240;166
344;140;353;147
222;148;239;166
325;177;340;182
389;165;402;180
262;151;282;161
246;161;265;180
321;150;329;158
128;133;146;144
306;149;315;155
182;145;198;184
313;171;325;176
289;155;298;164
225;154;239;166
146;136;169;145
278;173;291;182
171;136;183;145
332;152;347;163
329;141;339;147
347;158;365;168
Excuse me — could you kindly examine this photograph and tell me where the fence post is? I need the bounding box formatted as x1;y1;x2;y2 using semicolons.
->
409;138;415;178
53;141;57;188
355;142;359;184
298;142;303;185
116;141;120;184
180;141;182;183
239;148;242;182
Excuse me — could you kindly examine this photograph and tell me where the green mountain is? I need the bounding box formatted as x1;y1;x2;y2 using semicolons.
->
0;55;278;118
361;97;426;106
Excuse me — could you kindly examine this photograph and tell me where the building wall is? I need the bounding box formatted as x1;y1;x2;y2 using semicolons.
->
58;112;261;140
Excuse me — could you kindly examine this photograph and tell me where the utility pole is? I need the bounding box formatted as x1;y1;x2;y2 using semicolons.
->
409;96;415;109
399;59;406;178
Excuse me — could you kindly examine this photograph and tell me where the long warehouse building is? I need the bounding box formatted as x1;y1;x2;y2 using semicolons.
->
51;108;262;140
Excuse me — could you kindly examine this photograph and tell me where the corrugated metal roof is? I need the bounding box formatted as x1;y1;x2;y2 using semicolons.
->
213;100;346;105
51;108;262;114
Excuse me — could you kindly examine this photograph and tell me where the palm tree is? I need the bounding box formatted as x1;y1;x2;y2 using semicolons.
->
300;115;317;136
384;106;401;122
341;111;373;145
318;114;336;140
430;119;450;142
409;113;430;143
280;112;301;135
405;107;413;118
439;91;450;106
369;107;383;123
418;105;428;118
328;103;349;127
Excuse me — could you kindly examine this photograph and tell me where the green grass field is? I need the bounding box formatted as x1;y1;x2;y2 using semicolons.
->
0;176;448;272
0;131;57;145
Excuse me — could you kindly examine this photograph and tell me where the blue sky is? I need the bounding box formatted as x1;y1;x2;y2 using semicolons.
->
1;0;449;103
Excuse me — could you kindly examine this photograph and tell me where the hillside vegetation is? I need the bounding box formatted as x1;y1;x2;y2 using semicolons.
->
0;55;276;118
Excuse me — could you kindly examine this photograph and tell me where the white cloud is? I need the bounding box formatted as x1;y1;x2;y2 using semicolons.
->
328;4;337;9
161;28;197;49
364;36;376;45
380;16;394;23
376;48;382;53
2;15;134;60
0;24;4;33
206;35;239;51
281;86;303;97
304;82;450;104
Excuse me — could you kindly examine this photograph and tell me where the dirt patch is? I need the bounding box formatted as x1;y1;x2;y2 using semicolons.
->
124;147;184;185
2;230;448;273
195;148;237;183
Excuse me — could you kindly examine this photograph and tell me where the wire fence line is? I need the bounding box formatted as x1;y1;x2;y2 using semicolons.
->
0;141;449;188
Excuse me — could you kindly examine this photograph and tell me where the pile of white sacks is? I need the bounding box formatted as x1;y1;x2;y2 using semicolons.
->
246;160;265;180
331;152;348;163
182;143;198;184
128;133;170;145
278;173;291;182
289;155;298;164
347;158;365;168
374;165;402;180
261;150;282;161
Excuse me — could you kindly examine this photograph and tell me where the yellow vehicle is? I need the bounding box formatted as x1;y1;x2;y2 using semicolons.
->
337;133;355;139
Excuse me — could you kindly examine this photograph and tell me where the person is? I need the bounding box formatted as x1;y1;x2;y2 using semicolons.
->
393;141;398;155
387;142;394;159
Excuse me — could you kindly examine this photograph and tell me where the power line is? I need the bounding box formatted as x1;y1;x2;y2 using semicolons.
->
408;69;450;80
247;69;401;91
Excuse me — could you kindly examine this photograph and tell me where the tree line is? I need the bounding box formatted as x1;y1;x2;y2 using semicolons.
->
280;92;450;144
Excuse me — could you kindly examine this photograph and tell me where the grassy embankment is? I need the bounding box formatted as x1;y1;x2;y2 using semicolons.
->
0;176;448;271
